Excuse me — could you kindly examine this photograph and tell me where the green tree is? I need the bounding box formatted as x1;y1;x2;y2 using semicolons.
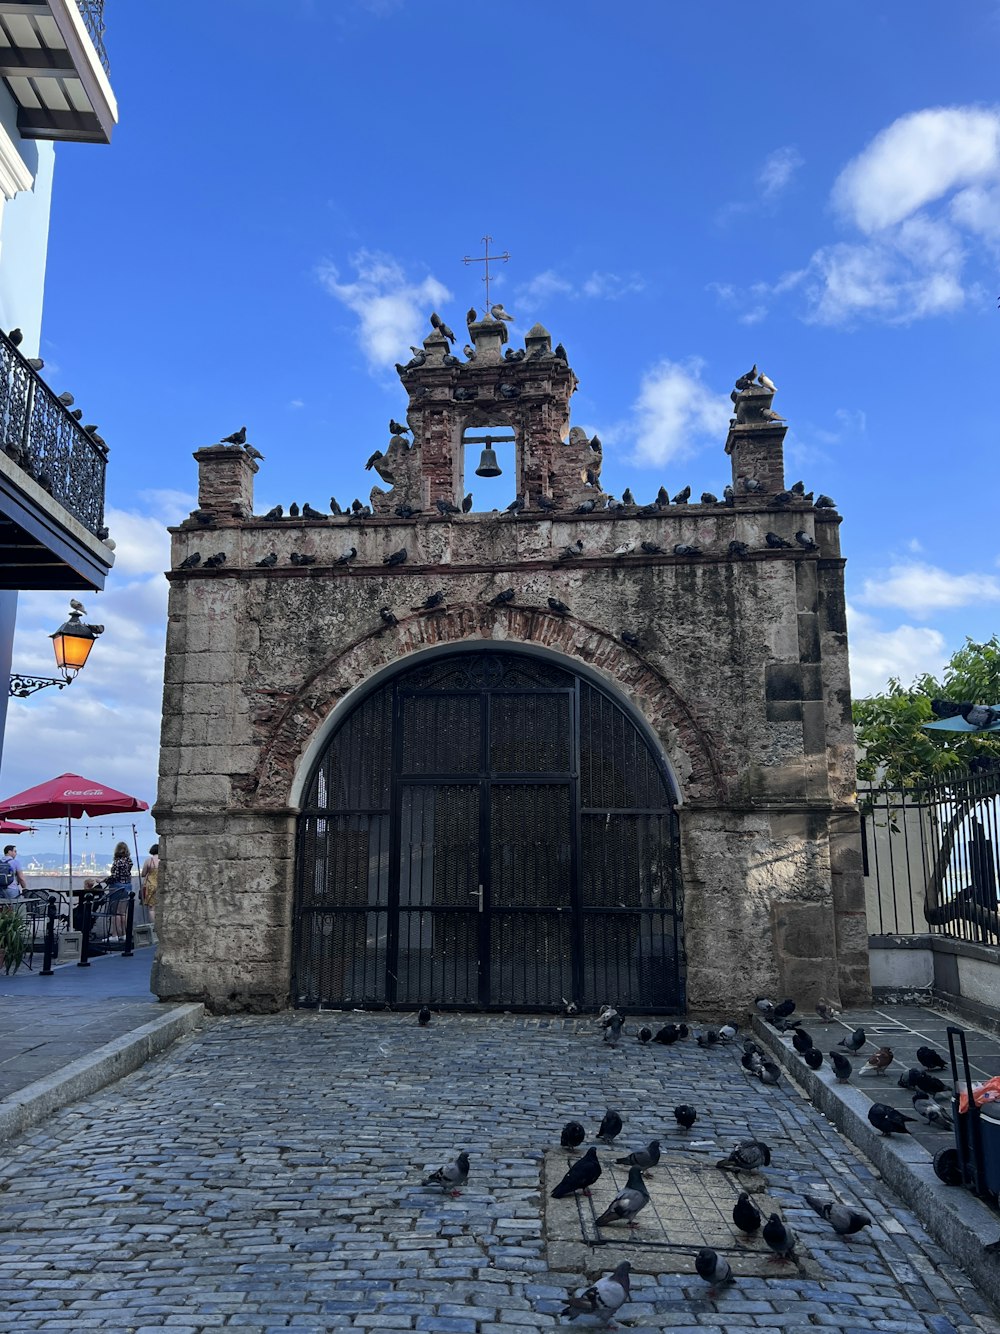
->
852;636;1000;788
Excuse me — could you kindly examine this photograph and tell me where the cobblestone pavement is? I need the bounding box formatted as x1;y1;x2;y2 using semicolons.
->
1;1012;998;1333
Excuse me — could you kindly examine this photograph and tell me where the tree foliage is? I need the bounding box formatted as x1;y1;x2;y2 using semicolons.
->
852;636;1000;788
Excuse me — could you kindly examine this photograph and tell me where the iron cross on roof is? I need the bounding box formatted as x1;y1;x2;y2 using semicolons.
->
463;235;509;316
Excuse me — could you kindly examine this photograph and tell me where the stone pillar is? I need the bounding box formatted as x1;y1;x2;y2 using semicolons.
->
725;385;787;495
193;444;258;519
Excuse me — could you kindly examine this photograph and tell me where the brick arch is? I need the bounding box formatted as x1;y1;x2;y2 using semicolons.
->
242;603;725;807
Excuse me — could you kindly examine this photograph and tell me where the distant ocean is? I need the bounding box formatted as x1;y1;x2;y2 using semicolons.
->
24;871;139;894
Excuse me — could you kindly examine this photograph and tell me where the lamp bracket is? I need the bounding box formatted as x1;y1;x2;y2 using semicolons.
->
8;673;68;698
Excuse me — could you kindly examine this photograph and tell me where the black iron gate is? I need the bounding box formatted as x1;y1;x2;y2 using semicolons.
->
293;650;684;1011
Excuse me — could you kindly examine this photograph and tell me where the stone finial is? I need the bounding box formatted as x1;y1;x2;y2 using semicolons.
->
468;319;507;363
192;444;257;520
725;367;787;495
524;323;552;359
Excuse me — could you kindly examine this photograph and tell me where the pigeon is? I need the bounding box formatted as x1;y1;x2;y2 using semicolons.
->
417;1005;431;1025
741;1049;763;1076
554;343;568;361
815;999;839;1023
559;540;584;560
7;328;22;346
302;503;325;520
255;552;278;567
603;1015;624;1046
773;998;796;1021
506;495;525;514
912;1093;953;1129
728;540;749;557
917;1046;946;1071
868;1103;913;1136
25;357;43;370
57;391;75;406
490;303;514;322
560;1121;586;1150
898;1068;946;1096
364;451;384;471
761;408;785;422
773;490;792;504
637;1025;653;1044
792;1029;814;1054
763;1213;797;1263
612;543;636;557
178;552;201;569
263;504;283;520
336;547;357;565
815;494;836;508
389;418;410;436
717;1140;771;1171
795;530;819;551
575;499;596;514
758;372;777;392
742;477;763;493
859;1046;893;1077
699;491;718;505
838;1027;866;1052
551;1146;602;1198
695;1247;733;1294
289;502;300;517
672;485;691;504
561;1260;632;1325
673;543;701;556
204;552;226;568
697;1028;719;1048
674;1104;697;1131
598;1005;621;1027
70;408;83;419
803;1048;824;1070
640;541;664;555
594;1165;650;1227
547;598;570;616
759;1060;782;1086
435;498;461;515
244;443;265;461
429;311;456;342
828;1051;852;1082
220;426;247;445
491;588;515;605
655;1024;680;1045
416;591;445;610
330;497;343;514
466;306;477;325
379;608;398;627
616;1139;661;1169
423;1151;469;1196
733;1191;762;1236
723;484;735;504
394;504;418;518
765;531;793;549
621;631;641;649
536;493;558;512
622;488;636;506
735;364;758;390
803;1194;871;1236
384;548;407;566
597;1110;623;1144
462;493;473;513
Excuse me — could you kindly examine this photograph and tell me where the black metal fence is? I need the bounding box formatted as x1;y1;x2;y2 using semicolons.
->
861;765;1000;946
76;1;110;77
0;330;107;535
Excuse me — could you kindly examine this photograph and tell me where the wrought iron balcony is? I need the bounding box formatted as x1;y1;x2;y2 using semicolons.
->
0;329;106;536
75;1;108;77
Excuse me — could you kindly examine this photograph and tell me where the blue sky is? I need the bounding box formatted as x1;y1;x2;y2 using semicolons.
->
5;0;1000;856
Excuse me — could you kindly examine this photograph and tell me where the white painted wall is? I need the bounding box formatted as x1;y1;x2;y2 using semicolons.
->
0;85;55;357
869;945;934;990
956;953;1000;1010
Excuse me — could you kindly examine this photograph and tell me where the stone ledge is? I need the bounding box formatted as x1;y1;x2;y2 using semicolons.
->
751;1015;1000;1312
0;1003;204;1144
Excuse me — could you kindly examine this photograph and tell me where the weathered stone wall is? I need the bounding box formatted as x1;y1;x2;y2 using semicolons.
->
152;323;869;1016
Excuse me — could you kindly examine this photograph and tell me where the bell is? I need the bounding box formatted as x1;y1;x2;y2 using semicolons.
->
475;446;502;478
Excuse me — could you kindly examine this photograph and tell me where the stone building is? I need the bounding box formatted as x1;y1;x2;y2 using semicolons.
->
152;312;870;1015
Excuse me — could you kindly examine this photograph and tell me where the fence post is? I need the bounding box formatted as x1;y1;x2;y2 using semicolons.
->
39;897;56;976
77;898;92;967
122;891;135;957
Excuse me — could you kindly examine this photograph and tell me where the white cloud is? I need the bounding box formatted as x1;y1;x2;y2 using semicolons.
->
317;251;450;370
858;561;1000;618
580;271;645;299
847;605;948;697
288;398;305;410
629;358;732;467
517;269;644;305
832;107;1000;233
518;270;574;303
758;146;803;199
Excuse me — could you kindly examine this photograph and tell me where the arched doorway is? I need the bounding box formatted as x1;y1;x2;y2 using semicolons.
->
293;648;684;1011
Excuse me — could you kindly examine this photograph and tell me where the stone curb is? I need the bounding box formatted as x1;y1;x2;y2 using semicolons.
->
752;1015;1000;1312
0;1002;205;1143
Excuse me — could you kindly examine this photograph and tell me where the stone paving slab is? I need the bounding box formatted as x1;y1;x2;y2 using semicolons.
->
0;1011;998;1332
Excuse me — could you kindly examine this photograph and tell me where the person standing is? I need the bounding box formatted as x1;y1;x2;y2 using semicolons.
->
2;844;27;896
140;842;159;921
106;840;134;939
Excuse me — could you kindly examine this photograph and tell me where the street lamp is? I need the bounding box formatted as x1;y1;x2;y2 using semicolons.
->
9;607;104;697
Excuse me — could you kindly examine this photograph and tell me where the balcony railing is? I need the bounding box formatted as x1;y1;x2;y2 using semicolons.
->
76;0;109;78
0;331;107;536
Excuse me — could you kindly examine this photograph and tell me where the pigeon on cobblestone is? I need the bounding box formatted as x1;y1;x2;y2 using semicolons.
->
912;1094;953;1129
561;1260;631;1324
422;1151;469;1197
674;1104;697;1131
869;1103;913;1136
717;1140;771;1171
654;1023;680;1044
594;1165;650;1227
759;1061;782;1086
615;1139;661;1170
838;1026;866;1052
417;1005;431;1025
597;1110;624;1144
804;1195;872;1236
917;1046;947;1071
551;1146;602;1198
828;1051;853;1082
733;1191;762;1236
603;1015;624;1046
763;1213;797;1263
695;1247;733;1295
561;1121;586;1150
718;1023;739;1042
637;1025;653;1044
815;999;839;1023
741;1048;764;1076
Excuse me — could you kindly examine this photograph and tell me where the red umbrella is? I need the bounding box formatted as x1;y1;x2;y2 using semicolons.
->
0;773;149;894
0;819;36;833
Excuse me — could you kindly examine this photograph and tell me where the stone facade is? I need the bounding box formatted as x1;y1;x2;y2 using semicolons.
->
152;316;870;1015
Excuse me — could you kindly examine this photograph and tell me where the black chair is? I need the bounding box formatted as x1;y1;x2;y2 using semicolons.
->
89;887;131;949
